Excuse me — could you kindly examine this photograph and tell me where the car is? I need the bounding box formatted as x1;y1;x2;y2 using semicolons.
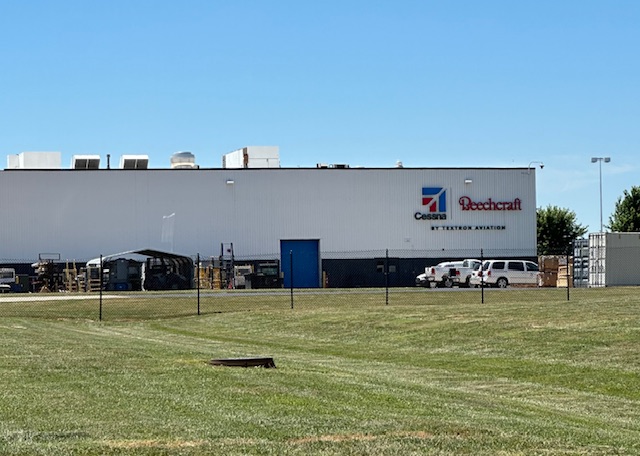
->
469;259;539;288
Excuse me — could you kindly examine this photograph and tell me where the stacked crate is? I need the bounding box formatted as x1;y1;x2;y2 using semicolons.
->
537;255;559;287
557;262;574;288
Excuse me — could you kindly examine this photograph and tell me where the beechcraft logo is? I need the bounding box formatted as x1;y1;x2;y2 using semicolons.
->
422;187;447;213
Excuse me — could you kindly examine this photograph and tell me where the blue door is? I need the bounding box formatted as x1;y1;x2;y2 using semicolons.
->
280;239;320;288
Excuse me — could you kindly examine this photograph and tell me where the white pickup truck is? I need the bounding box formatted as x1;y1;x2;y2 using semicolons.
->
415;259;481;288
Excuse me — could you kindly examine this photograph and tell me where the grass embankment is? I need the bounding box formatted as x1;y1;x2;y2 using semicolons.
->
1;288;639;455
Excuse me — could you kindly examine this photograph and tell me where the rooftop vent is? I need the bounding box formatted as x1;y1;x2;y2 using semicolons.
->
120;155;149;169
170;151;197;169
72;155;100;169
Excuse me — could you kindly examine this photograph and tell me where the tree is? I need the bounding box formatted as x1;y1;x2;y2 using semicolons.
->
537;205;588;255
608;186;640;232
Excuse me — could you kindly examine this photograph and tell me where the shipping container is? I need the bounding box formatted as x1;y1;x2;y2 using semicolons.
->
588;232;640;287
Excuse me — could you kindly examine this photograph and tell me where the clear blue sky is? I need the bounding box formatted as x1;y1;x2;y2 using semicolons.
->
1;1;638;233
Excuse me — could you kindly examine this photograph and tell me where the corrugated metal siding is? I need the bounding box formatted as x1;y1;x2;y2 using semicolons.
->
0;168;536;261
589;232;640;286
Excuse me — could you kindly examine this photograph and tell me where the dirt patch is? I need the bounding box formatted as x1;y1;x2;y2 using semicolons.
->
289;430;435;444
104;439;208;449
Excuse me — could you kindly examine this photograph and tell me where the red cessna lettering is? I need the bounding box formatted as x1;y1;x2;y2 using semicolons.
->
458;196;522;211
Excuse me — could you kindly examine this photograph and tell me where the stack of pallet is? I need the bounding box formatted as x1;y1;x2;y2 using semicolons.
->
557;263;574;288
64;261;78;292
538;255;560;287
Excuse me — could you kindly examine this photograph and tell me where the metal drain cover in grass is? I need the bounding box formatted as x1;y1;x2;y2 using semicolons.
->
209;357;276;368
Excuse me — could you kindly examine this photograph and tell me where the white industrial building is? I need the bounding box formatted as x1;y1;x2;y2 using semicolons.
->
1;149;538;287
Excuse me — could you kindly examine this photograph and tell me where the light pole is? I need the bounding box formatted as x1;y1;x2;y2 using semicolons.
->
591;156;611;232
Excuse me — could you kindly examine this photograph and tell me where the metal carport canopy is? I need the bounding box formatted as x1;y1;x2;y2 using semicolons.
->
85;249;192;267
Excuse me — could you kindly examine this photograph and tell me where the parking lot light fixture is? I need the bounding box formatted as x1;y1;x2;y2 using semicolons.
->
526;161;544;174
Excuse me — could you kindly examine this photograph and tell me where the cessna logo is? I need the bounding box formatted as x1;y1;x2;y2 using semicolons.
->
415;187;447;220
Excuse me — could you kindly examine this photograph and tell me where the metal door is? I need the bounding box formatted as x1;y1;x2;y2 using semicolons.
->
280;239;321;288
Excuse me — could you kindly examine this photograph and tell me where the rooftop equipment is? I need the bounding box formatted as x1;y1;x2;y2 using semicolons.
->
170;151;197;169
7;152;62;169
222;146;280;169
120;155;149;169
72;155;100;169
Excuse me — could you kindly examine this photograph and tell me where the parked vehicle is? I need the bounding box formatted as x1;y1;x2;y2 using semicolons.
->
469;262;482;285
233;264;253;289
456;259;482;287
0;268;16;293
416;259;481;288
470;260;539;288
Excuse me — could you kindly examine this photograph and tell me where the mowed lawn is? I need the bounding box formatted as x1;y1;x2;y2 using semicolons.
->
1;288;639;455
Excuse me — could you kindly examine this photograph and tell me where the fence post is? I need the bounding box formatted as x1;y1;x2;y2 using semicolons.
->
480;249;484;304
197;253;201;315
99;254;103;321
385;249;389;306
290;250;294;310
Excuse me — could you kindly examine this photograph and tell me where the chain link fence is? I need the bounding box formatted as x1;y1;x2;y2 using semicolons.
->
0;241;637;320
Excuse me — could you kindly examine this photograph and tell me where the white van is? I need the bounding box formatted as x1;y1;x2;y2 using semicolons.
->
470;260;539;288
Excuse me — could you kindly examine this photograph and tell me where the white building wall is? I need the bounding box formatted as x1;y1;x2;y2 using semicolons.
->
0;167;536;262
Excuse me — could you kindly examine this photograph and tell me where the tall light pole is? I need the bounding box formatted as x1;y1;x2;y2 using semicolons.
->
591;156;611;232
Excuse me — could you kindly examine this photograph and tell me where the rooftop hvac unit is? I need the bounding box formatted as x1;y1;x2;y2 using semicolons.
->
119;155;149;169
222;146;280;169
72;155;100;169
170;151;197;169
7;155;19;169
7;151;62;169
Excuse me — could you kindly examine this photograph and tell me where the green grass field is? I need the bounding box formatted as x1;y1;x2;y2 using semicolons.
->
1;288;639;455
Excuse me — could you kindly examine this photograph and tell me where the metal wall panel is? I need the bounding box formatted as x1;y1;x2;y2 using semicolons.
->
0;168;536;261
589;232;640;286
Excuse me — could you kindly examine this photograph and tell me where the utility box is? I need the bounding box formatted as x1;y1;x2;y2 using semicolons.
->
588;232;640;287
